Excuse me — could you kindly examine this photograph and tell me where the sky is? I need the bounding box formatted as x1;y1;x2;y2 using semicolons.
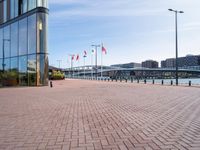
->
48;0;200;68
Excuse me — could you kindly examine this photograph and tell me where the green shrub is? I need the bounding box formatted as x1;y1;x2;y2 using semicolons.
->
50;70;65;80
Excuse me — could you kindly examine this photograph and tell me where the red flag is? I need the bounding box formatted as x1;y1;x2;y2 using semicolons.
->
76;54;79;61
72;55;75;61
84;50;87;57
102;46;107;54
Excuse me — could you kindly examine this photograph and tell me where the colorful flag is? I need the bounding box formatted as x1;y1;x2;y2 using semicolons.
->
76;54;79;61
84;50;87;57
102;46;107;54
72;55;75;61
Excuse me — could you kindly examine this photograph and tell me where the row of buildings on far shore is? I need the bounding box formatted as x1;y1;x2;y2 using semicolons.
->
111;54;200;69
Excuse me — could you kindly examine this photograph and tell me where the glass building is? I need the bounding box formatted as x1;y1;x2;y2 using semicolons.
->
0;0;49;87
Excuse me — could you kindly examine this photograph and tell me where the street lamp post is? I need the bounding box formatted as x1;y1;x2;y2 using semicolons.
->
168;9;184;86
2;39;10;73
91;44;100;79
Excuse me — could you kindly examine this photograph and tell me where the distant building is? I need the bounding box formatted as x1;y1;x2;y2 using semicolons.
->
141;60;158;68
111;62;141;68
161;55;200;68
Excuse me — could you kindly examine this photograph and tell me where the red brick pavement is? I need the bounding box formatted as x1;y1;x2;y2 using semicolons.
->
0;79;200;150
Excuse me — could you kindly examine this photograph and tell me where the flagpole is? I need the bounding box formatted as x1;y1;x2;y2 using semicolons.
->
101;43;103;79
78;59;80;79
84;56;85;79
91;50;94;80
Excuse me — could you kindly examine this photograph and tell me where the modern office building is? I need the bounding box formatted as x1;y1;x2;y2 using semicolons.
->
111;62;141;68
0;0;49;87
161;55;200;68
141;60;159;68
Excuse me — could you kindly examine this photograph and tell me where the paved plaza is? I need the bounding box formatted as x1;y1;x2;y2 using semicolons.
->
0;80;200;150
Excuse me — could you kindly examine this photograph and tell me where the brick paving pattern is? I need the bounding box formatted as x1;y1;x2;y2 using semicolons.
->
0;79;200;150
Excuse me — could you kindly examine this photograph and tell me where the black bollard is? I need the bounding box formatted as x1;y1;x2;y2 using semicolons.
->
144;79;146;84
189;81;191;86
152;80;154;84
126;79;127;82
162;80;164;85
171;80;173;85
137;79;139;83
50;81;53;88
131;77;133;83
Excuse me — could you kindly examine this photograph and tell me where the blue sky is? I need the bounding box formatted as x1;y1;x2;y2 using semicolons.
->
48;0;200;68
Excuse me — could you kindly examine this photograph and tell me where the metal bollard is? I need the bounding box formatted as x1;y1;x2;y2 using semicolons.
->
171;80;173;85
162;80;164;85
125;79;127;82
137;79;139;83
120;78;122;82
189;81;191;86
50;81;53;88
144;79;146;84
152;80;154;84
131;77;133;83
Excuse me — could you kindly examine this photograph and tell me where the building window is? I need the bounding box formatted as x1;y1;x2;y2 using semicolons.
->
0;29;3;58
37;0;48;8
37;13;47;53
3;0;7;23
4;58;10;71
19;56;27;86
10;0;15;19
28;54;36;86
19;17;28;55
3;26;11;58
11;57;19;85
23;0;28;13
0;59;2;71
15;0;19;17
11;22;19;57
28;14;36;54
28;0;36;11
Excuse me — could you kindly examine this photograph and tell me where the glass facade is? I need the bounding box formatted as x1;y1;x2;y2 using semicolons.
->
0;0;48;87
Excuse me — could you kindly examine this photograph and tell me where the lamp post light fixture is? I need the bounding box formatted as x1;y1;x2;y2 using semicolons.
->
2;39;11;73
91;44;100;79
168;8;184;86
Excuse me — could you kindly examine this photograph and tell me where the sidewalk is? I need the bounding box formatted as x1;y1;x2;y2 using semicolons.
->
0;80;200;150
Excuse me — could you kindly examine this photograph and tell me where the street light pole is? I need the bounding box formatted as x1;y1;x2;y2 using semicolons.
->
168;9;184;86
91;44;100;79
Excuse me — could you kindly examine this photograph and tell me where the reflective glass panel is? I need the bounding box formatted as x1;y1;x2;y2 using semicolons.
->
4;58;10;71
37;54;48;85
0;59;2;71
28;14;36;54
37;0;48;8
0;29;2;58
19;56;27;86
11;22;18;57
23;0;28;13
10;0;15;19
3;0;7;22
3;26;11;58
11;57;19;85
19;18;28;55
15;0;19;17
11;57;18;71
28;0;36;11
28;54;36;86
37;13;47;53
